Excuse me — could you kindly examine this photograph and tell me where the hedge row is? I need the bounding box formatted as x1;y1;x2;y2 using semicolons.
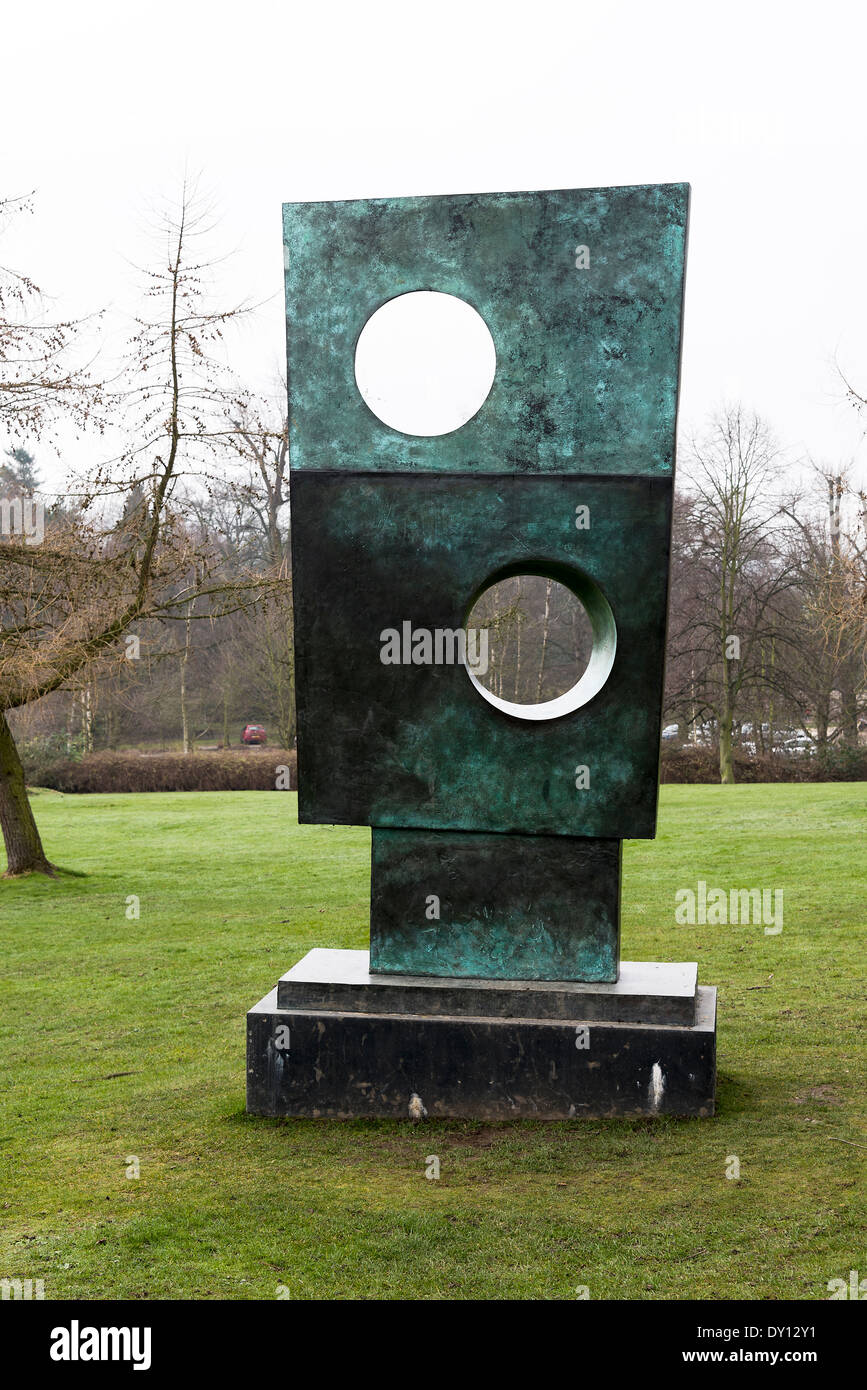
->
35;749;297;793
659;745;867;783
28;744;866;793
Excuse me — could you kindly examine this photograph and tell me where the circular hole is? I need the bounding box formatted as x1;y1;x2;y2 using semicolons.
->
354;290;496;437
464;571;617;722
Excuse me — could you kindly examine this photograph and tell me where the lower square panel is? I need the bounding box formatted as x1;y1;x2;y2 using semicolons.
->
370;827;621;982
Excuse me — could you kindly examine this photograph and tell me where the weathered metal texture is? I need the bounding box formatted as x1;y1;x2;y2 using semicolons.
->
369;829;621;982
277;950;700;1025
246;984;718;1119
243;184;715;1120
283;184;689;476
290;472;672;838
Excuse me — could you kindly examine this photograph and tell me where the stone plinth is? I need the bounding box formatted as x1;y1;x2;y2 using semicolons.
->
247;949;717;1120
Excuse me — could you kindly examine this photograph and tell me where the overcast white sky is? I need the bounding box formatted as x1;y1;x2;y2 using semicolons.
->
4;0;867;492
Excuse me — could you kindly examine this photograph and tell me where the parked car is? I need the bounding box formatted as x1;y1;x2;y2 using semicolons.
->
241;723;267;746
778;732;814;756
661;723;680;742
692;722;717;746
741;727;814;756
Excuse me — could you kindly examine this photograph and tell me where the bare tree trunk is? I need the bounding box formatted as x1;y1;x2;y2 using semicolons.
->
839;682;859;747
262;605;296;749
767;637;775;750
0;712;55;877
180;664;190;753
180;604;193;754
65;694;76;754
495;611;511;699
814;688;829;748
718;539;736;783
513;576;523;701
719;657;735;784
827;475;861;748
81;685;94;755
753;644;764;754
535;578;552;702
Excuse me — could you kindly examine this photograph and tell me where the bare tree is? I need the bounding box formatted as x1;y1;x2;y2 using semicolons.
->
781;467;866;748
667;407;796;782
223;399;294;744
0;185;264;875
0;194;99;440
1;193;102;873
469;575;592;705
224;395;289;568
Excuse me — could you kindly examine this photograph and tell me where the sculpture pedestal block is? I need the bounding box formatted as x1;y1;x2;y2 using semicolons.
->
246;950;717;1119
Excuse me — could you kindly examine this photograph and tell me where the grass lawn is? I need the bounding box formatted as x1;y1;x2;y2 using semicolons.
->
0;784;864;1301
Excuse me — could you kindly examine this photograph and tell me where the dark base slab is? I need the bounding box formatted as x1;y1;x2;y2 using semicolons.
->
247;960;717;1120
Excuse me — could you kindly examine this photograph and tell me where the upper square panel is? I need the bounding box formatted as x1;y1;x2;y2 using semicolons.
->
283;183;689;476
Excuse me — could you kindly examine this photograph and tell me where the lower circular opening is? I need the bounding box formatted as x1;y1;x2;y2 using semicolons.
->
463;568;616;721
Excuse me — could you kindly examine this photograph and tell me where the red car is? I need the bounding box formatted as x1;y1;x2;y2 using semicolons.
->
241;723;267;746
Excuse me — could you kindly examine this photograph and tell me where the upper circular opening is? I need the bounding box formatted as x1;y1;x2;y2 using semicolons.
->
463;569;617;722
354;290;496;437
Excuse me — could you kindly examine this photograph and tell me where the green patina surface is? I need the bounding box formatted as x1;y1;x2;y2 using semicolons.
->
285;183;689;982
291;473;671;840
369;829;621;982
283;184;688;476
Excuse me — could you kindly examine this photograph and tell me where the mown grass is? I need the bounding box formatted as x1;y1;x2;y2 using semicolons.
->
0;785;864;1300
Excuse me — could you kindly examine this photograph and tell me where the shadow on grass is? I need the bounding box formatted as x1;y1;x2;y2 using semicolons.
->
714;1068;759;1118
229;1109;722;1139
1;864;88;882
